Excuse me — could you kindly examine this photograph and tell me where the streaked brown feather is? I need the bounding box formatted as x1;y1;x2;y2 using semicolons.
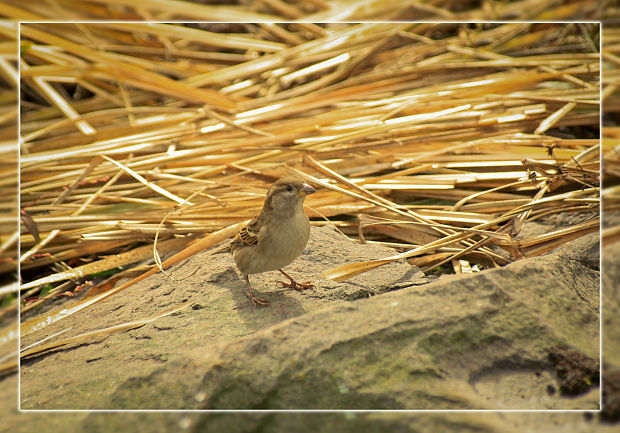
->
229;214;262;251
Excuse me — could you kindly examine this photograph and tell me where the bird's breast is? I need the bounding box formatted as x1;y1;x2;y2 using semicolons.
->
233;211;310;274
261;212;310;259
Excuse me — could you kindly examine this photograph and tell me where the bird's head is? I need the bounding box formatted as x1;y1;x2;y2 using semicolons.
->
264;176;316;216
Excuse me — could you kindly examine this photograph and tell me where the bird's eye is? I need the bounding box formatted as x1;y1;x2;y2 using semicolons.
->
285;185;293;192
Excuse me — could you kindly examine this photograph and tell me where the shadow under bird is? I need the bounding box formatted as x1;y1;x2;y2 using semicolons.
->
215;176;316;306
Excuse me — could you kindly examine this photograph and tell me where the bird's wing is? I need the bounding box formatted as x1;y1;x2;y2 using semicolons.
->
229;214;263;252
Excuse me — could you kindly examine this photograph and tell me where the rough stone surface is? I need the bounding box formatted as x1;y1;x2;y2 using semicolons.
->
602;211;620;423
107;235;600;410
19;225;424;410
18;222;600;412
2;211;618;430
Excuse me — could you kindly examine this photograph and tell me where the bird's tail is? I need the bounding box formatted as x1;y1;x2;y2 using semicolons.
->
210;242;231;255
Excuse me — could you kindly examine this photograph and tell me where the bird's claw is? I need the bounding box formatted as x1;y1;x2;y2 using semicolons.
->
277;269;313;292
278;279;314;291
245;291;270;307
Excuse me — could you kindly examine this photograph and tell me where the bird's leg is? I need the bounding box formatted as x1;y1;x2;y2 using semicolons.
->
243;274;269;307
277;269;314;291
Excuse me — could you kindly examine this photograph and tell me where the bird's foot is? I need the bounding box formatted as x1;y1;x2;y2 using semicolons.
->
278;279;314;291
245;290;270;307
278;269;314;291
242;274;269;307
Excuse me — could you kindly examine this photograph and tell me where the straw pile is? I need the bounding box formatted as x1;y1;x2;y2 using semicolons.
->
0;21;18;324
603;18;620;245
0;0;600;21
14;23;599;331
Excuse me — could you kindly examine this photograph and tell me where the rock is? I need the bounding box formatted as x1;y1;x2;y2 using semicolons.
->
203;224;426;302
10;217;613;431
18;223;600;414
19;225;423;409
103;231;599;410
602;225;620;423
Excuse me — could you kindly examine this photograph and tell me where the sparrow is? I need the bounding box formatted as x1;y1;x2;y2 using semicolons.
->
220;176;316;306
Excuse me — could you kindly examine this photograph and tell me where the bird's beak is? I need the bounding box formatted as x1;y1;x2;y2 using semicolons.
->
300;183;316;197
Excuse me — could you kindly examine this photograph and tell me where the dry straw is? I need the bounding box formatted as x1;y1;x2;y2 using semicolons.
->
602;20;620;246
4;22;602;371
0;0;600;21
